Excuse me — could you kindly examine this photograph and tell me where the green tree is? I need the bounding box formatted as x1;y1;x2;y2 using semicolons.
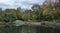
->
16;7;23;20
31;4;43;21
22;10;32;21
0;9;17;22
42;0;60;21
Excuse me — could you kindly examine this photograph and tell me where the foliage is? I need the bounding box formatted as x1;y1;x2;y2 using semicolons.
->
0;0;60;22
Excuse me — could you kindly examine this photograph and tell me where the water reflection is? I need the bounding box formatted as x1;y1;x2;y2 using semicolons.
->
21;25;37;33
0;25;58;33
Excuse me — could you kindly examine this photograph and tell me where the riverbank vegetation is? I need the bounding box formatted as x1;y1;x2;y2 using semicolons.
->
0;0;60;33
0;0;60;29
0;0;60;22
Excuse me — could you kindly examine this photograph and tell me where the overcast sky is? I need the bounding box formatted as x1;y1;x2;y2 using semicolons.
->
0;0;45;9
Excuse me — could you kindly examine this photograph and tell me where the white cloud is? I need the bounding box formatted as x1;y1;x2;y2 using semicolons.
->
0;0;45;9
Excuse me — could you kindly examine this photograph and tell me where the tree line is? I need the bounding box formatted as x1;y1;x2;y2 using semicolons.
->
0;0;60;22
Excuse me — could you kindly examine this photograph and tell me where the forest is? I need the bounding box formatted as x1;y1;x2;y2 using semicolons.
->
0;0;60;22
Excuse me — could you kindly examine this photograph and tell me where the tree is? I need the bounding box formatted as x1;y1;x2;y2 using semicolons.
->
31;4;43;21
22;10;32;21
0;9;18;22
42;0;60;21
16;7;23;20
4;9;17;22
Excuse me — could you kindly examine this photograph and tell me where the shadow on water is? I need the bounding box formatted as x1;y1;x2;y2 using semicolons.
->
0;25;60;33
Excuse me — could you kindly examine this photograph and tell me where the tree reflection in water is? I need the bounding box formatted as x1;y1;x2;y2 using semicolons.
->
21;25;37;33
